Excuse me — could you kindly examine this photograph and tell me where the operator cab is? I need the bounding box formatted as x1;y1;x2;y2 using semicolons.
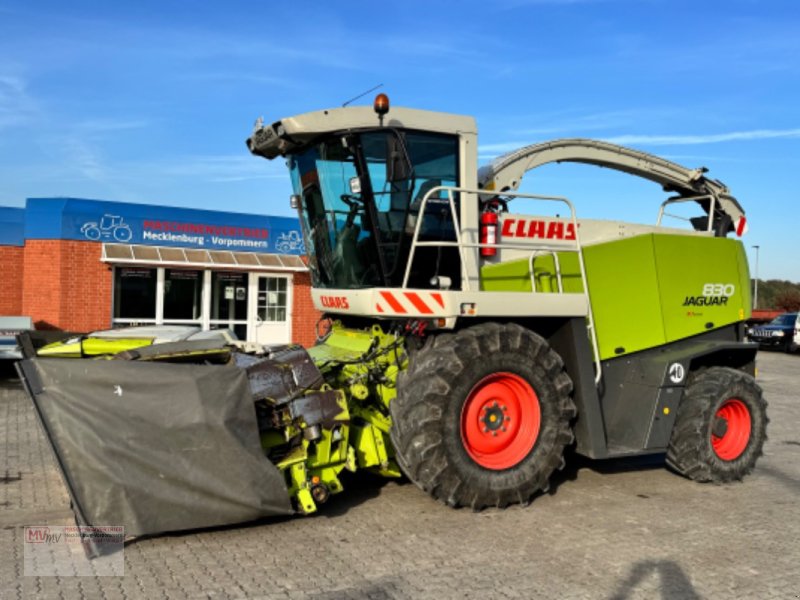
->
287;128;461;290
249;96;471;292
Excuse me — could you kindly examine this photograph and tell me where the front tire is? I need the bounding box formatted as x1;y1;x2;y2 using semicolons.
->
390;323;575;510
666;367;767;483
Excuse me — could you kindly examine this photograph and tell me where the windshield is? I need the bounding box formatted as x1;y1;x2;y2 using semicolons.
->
288;129;459;289
770;314;797;327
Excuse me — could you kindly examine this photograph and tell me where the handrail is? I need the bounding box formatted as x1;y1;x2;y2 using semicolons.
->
656;194;716;232
529;250;564;294
402;185;603;385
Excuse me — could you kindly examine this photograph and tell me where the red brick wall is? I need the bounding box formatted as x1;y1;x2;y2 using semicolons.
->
60;241;113;332
21;240;62;329
0;245;24;315
21;240;112;331
292;271;322;347
17;238;319;341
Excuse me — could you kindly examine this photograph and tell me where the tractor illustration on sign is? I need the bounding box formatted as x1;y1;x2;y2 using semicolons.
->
80;214;133;242
275;230;305;253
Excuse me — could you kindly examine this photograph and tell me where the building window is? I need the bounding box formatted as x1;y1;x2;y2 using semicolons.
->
110;266;294;342
210;271;249;340
258;277;288;322
113;267;157;321
164;269;202;322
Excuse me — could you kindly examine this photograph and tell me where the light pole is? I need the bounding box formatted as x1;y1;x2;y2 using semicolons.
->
752;245;760;310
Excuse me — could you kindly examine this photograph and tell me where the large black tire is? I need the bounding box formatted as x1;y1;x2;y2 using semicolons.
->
390;323;575;509
666;367;767;483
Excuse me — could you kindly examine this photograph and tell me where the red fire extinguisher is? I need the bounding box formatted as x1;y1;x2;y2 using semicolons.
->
480;205;499;257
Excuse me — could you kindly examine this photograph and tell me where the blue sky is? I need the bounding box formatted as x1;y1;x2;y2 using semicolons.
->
0;0;798;280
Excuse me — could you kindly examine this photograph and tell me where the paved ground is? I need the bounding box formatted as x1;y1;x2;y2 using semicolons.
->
0;353;798;599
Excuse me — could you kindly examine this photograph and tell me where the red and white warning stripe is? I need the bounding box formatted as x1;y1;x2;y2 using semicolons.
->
375;290;446;315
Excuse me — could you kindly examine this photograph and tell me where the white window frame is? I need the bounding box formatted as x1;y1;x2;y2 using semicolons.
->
249;272;293;343
111;266;159;326
112;266;294;341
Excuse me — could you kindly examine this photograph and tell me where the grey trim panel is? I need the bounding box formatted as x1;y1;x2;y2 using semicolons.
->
592;325;756;458
546;318;607;458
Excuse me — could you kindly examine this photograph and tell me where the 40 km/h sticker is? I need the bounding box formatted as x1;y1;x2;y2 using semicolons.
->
668;362;685;384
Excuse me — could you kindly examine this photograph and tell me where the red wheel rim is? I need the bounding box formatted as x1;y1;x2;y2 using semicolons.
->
711;398;751;461
460;372;541;470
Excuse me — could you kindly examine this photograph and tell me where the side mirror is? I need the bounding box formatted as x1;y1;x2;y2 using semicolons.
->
386;134;412;183
290;194;301;209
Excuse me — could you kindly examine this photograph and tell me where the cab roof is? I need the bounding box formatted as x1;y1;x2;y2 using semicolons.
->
247;105;476;160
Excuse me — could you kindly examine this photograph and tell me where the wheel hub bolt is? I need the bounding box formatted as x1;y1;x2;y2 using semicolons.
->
712;417;729;438
480;406;506;432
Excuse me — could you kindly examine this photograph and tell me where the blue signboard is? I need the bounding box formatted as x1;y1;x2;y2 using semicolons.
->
0;207;25;247
22;198;305;255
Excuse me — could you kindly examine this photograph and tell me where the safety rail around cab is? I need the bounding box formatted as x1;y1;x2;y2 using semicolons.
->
402;186;603;385
656;194;716;232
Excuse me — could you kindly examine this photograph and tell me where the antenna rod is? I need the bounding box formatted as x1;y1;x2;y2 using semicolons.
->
342;83;384;107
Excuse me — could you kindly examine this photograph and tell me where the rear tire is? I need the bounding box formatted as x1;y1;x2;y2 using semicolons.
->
390;323;575;509
666;367;767;483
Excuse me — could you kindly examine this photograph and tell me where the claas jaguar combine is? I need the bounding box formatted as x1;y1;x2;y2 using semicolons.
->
17;94;766;544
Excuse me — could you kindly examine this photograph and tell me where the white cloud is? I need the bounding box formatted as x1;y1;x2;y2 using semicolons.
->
152;154;287;183
604;129;800;146
0;74;37;129
479;141;534;154
517;108;682;136
73;118;151;133
479;127;800;157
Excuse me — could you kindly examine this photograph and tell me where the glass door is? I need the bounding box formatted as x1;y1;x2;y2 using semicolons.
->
210;271;249;340
253;275;291;345
163;269;202;326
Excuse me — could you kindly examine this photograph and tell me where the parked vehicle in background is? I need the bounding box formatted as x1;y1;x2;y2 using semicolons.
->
0;316;33;360
748;313;800;353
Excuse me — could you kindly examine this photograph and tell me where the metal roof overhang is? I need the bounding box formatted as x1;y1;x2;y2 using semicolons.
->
101;243;308;272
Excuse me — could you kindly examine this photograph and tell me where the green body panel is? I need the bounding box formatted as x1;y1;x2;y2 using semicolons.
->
582;235;667;359
481;253;583;293
307;326;376;363
37;337;156;358
651;235;751;341
480;233;750;360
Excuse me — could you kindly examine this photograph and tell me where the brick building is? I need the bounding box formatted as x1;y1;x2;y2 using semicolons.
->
0;198;321;347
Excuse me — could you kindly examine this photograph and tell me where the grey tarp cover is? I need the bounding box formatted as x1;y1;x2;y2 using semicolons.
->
18;358;293;537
